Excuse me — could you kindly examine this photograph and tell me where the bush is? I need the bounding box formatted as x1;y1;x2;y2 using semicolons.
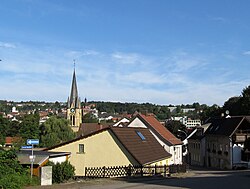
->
47;161;75;183
0;149;35;189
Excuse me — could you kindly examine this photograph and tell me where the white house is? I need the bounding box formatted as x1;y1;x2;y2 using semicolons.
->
127;113;183;165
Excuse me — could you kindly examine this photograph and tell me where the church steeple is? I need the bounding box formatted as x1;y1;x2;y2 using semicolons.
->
67;68;81;109
67;62;82;130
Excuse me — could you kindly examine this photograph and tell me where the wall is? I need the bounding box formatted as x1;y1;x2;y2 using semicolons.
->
48;130;138;176
205;135;231;169
128;117;147;128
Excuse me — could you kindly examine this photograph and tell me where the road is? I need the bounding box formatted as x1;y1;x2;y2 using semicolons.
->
27;168;250;189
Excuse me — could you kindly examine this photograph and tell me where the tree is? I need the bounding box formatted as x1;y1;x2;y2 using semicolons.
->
19;113;40;141
0;149;36;189
40;116;75;147
165;120;187;140
82;113;99;123
6;120;21;137
0;115;10;144
223;96;241;116
240;85;250;115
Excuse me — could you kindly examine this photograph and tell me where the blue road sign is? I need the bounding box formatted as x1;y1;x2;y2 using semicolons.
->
27;139;39;145
21;146;33;149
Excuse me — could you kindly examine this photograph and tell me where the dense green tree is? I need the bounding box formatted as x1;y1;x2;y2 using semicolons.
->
199;104;221;122
222;85;250;116
40;116;75;147
82;113;99;123
222;96;241;116
19;113;40;141
240;85;250;115
0;115;10;144
0;149;36;189
165;120;187;140
6;120;21;137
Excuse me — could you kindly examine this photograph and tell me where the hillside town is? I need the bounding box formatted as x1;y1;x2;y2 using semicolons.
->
1;67;250;188
1;1;250;188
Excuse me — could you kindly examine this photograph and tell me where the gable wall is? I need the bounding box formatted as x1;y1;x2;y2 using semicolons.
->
128;117;147;128
48;130;138;176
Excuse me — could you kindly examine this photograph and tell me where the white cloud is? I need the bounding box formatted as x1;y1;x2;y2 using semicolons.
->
243;51;250;55
111;52;142;65
0;44;249;106
167;51;208;73
0;42;16;48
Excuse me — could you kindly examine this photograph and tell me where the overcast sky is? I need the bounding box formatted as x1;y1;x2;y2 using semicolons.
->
0;0;250;106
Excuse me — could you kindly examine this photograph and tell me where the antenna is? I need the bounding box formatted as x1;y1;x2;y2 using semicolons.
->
73;59;76;69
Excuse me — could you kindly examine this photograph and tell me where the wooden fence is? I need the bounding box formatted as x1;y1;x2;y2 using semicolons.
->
85;164;187;178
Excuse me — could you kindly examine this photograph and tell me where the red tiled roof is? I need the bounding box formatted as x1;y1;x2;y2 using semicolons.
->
138;114;182;145
5;137;22;144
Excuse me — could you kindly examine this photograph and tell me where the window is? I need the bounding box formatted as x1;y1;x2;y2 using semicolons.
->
136;131;146;141
79;144;84;153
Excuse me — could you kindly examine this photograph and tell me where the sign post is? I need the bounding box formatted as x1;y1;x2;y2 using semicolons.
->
27;139;39;179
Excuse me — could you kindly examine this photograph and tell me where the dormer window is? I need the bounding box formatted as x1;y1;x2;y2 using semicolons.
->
136;131;146;141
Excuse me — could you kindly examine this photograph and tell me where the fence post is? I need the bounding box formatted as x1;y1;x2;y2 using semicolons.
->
164;165;166;177
128;164;132;177
140;165;143;177
103;166;106;177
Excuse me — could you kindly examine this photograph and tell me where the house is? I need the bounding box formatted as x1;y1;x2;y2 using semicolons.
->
17;150;71;176
113;117;130;127
187;123;211;166
127;113;183;165
45;127;171;176
5;137;22;148
204;116;250;169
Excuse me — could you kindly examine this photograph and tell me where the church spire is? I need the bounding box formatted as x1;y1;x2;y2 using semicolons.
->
68;61;81;109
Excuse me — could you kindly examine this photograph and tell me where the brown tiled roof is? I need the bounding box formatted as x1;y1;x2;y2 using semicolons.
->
137;114;182;145
110;127;171;165
77;123;110;137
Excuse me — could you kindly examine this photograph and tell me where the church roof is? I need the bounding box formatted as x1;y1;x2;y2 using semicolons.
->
68;69;81;109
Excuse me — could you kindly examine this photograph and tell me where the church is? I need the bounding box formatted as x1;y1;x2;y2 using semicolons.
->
67;67;82;132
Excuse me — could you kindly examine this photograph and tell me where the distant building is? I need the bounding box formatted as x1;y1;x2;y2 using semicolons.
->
182;108;195;113
171;116;201;128
167;106;177;113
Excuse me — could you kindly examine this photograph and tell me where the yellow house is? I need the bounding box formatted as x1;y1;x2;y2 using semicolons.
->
46;127;171;176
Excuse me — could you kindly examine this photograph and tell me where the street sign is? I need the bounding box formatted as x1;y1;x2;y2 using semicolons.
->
27;139;39;145
21;146;33;149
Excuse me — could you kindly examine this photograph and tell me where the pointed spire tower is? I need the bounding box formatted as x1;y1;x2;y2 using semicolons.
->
67;61;82;130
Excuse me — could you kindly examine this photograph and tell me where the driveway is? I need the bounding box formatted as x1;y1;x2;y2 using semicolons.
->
26;168;250;189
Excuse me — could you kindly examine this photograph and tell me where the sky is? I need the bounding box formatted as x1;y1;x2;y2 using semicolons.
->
0;0;250;106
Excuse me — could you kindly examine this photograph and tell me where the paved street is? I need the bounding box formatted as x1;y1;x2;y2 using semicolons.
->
27;168;250;189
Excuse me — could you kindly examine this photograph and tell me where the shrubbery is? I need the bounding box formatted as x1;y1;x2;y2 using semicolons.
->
47;161;75;183
0;149;37;189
